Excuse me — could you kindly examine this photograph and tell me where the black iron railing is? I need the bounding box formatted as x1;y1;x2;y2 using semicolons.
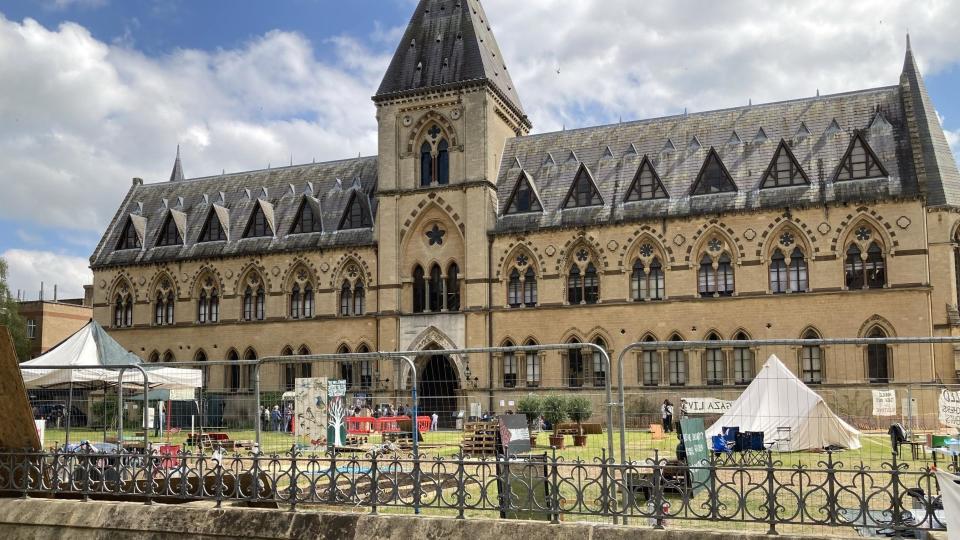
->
0;447;947;535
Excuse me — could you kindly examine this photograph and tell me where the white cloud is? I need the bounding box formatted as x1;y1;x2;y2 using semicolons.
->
43;0;107;11
0;16;387;235
946;129;960;163
2;249;91;300
482;0;960;132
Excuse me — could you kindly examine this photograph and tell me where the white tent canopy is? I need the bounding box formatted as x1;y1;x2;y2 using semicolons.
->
20;320;201;390
706;355;861;451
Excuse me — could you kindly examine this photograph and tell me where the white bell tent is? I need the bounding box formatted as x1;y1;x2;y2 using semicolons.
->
20;320;201;390
706;354;861;451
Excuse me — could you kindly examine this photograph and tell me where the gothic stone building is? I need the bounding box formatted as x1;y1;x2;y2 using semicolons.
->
90;0;960;420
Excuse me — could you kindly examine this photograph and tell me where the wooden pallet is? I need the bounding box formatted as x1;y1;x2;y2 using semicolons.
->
461;422;499;456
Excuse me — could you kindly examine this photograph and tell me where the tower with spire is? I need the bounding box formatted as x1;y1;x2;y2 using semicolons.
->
169;145;185;182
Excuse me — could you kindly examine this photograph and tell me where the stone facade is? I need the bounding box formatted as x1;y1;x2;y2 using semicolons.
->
89;0;960;418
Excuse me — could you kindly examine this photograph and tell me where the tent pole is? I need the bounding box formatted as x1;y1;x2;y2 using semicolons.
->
65;380;73;446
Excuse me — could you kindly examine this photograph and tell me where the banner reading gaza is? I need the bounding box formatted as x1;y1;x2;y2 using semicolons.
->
680;397;733;415
939;390;960;428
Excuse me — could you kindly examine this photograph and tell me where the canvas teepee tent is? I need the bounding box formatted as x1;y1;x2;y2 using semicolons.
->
706;354;860;451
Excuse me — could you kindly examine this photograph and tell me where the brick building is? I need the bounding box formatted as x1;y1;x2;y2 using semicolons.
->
18;297;92;360
88;0;960;420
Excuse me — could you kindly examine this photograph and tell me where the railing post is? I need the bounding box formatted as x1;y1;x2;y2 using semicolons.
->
826;451;838;527
549;447;561;525
765;450;778;535
890;451;904;537
500;453;511;517
456;449;466;519
652;450;665;530
144;447;155;506
369;450;379;515
327;448;337;506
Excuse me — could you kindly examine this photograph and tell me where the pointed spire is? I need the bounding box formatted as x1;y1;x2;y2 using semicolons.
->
169;145;184;182
900;35;960;204
376;0;527;122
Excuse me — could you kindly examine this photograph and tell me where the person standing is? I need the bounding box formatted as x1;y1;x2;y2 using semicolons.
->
430;412;439;431
155;402;165;437
271;406;281;432
661;399;673;433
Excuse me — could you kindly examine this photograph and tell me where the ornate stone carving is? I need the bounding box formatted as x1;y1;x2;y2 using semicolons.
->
673;234;685;247
896;216;911;230
545;245;556;257
743;228;757;241
818;222;832;235
606;240;619;252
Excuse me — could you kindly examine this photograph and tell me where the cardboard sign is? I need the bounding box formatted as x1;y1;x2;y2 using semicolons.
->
35;419;45;448
679;418;709;497
940;390;960;428
498;414;531;454
680;397;733;415
168;388;195;401
872;389;897;417
327;380;348;449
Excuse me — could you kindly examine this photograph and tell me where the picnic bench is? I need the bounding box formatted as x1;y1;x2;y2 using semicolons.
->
554;422;603;436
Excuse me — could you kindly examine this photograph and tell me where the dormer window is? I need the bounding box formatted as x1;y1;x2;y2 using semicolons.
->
117;218;141;250
504;172;543;214
624;156;668;201
419;126;450;187
760;140;810;188
835;132;888;181
198;208;227;243
339;192;372;230
156;213;182;246
691;148;737;195
290;198;322;234
563;165;603;209
243;203;272;238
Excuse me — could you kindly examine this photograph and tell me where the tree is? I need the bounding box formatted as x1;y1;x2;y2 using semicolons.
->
0;258;28;361
567;396;593;436
542;395;569;431
516;394;543;433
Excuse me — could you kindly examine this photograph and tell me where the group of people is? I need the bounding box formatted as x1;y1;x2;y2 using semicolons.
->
261;404;294;432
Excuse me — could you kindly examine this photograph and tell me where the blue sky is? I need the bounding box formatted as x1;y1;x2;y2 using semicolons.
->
0;0;958;299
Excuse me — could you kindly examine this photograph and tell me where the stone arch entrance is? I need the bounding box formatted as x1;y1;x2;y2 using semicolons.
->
413;345;461;429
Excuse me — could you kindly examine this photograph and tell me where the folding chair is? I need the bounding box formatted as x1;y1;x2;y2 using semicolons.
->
711;435;734;464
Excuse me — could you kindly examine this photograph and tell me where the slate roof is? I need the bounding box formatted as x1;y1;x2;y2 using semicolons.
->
90;157;378;269
493;86;920;233
375;0;525;120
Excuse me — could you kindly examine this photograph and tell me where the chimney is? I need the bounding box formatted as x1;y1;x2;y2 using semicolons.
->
39;282;44;301
54;284;58;302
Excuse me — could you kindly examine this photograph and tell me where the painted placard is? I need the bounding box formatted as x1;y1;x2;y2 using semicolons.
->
498;414;531;454
679;418;709;497
872;389;897;417
295;377;328;450
680;397;733;415
940;390;960;428
327;380;348;450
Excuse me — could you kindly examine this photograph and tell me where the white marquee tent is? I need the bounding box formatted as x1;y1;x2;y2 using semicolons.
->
20;320;201;390
706;354;861;451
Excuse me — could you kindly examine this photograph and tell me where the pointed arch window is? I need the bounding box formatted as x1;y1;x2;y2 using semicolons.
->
525;339;541;388
244;349;257;392
640;336;660;386
282;346;296;391
243;286;265;321
419;127;451;187
340;281;351;316
631;258;664;301
353;281;365;315
769;249;788;293
291;284;301;319
502;340;517;388
148;351;160;363
760;141;810;188
340;193;371;230
668;336;687;386
508;268;522;307
584;263;599;304
704;333;724;386
835;133;888;181
446;263;460;311
156;214;183;246
114;291;134;328
117;218;141;250
523;267;538;307
788;247;809;292
505;173;543;214
198;208;226;243
624;157;668;201
698;252;734;297
592;338;607;387
429;264;443;312
227;350;241;393
567;265;582;304
338;344;355;391
801;330;823;384
732;332;754;385
846;240;885;289
297;346;312;379
357;345;372;389
198;284;219;324
691;149;737;195
413;265;426;313
564;166;603;208
290;199;322;234
867;327;891;383
567;338;585;388
244;204;271;238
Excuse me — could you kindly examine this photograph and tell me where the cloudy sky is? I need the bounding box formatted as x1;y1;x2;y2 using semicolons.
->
1;0;958;300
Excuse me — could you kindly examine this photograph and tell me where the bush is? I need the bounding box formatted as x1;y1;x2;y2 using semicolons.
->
567;396;593;430
516;395;543;431
542;395;569;429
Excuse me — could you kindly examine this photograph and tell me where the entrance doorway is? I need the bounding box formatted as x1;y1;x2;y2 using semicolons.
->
416;353;460;429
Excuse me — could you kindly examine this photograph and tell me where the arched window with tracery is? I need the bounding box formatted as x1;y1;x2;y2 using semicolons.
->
698;237;734;297
446;263;460;311
703;332;724;386
732;331;754;384
631;243;665;301
508;269;522;307
844;224;886;290
241;272;265;321
800;329;823;384
567;248;600;305
196;275;220;324
769;230;809;294
502;340;517;388
667;334;687;386
353;281;365;315
525;339;541;388
429;264;443;311
113;284;134;328
289;268;314;320
419;125;451;187
640;335;660;386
